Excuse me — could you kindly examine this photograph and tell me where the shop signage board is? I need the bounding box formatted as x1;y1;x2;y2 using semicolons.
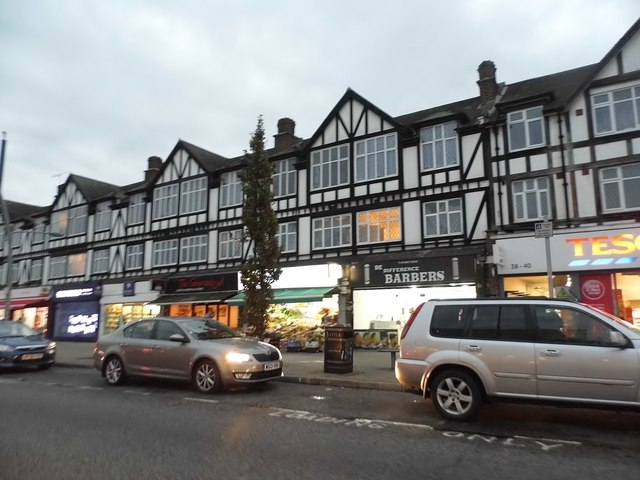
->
165;273;238;294
351;256;476;288
495;227;640;275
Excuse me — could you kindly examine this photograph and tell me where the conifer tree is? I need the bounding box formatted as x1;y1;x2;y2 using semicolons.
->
238;116;282;339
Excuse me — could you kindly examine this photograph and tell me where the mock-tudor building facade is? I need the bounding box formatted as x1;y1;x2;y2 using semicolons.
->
2;18;640;340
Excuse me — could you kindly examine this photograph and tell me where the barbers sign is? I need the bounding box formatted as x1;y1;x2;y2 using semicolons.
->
352;256;476;287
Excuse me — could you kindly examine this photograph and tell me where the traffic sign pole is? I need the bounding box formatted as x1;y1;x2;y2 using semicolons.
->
535;217;554;298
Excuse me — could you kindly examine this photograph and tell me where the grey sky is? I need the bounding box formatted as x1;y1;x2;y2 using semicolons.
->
1;0;638;206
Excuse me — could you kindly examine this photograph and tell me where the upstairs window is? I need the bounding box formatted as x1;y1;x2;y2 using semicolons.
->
512;177;550;221
273;159;297;197
423;198;463;237
420;122;458;170
312;214;351;249
68;206;88;236
357;207;401;244
219;230;243;260
220;172;243;207
180;235;208;264
94;203;111;232
32;224;45;244
30;258;43;282
128;194;146;225
593;85;640;135
180;177;208;214
601;162;640;212
355;134;397;182
152;239;178;267
125;244;144;270
68;253;87;276
153;184;179;220
11;229;21;249
49;256;67;279
508;107;545;151
92;249;110;274
276;222;297;253
311;145;349;190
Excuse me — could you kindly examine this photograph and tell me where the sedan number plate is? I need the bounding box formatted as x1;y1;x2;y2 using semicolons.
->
22;353;43;361
264;361;280;371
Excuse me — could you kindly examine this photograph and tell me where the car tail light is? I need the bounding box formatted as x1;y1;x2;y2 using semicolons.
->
400;302;424;340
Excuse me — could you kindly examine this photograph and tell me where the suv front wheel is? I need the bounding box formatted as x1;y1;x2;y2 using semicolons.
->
430;369;482;421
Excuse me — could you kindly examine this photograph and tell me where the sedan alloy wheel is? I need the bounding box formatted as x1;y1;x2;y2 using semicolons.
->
194;359;222;393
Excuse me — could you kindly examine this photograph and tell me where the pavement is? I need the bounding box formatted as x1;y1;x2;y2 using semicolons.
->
54;341;404;392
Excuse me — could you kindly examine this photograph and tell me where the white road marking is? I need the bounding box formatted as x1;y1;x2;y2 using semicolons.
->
124;390;151;396
183;397;219;404
268;407;582;451
77;385;103;391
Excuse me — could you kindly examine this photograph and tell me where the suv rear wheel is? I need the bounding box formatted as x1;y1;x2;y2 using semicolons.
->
430;369;482;421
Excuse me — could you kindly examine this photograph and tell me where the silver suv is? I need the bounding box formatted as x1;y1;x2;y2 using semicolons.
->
395;298;640;421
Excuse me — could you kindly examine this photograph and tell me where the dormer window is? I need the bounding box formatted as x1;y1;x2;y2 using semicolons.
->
355;133;397;181
508;107;545;151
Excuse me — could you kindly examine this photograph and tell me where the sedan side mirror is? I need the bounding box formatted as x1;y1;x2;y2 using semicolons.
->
609;331;627;347
169;333;189;343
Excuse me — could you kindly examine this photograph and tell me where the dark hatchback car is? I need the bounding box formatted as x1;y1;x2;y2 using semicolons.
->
0;320;56;370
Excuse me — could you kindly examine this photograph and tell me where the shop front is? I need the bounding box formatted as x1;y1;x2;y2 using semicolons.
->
349;253;479;348
150;273;239;327
50;282;102;342
0;286;51;334
101;280;161;335
494;226;640;327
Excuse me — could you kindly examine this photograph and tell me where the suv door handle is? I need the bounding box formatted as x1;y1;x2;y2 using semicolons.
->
465;345;481;352
541;349;560;356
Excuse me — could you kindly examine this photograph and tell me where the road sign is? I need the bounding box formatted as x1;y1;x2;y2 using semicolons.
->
534;221;553;238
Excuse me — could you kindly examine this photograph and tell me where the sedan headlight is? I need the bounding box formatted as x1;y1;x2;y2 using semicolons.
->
226;352;253;363
0;344;14;352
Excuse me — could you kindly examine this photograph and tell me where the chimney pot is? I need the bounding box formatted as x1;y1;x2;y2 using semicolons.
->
274;118;298;150
477;60;499;113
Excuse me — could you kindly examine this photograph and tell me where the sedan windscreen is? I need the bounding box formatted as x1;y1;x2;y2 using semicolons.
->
181;319;242;340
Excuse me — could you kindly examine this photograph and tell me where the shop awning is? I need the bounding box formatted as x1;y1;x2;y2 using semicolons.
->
149;291;238;305
226;287;339;306
0;297;50;310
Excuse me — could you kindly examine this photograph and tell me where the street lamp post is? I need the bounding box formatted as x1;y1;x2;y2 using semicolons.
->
0;132;13;321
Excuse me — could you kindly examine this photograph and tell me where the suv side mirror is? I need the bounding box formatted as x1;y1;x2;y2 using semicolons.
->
609;331;627;347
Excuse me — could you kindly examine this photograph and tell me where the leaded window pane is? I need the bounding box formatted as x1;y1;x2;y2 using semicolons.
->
614;100;635;130
509;123;526;150
603;183;621;209
624;177;640;208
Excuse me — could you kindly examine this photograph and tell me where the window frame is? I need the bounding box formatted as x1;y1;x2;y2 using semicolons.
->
180;235;208;264
600;163;640;213
30;258;43;282
354;133;398;182
312;214;352;249
152;184;179;220
92;249;110;274
357;207;401;245
152;239;178;267
276;222;297;253
180;177;208;214
512;177;551;222
94;203;111;233
125;244;144;271
507;106;545;152
218;230;243;260
272;158;297;198
310;144;350;190
127;193;146;226
420;122;459;171
592;84;640;135
423;198;463;238
220;171;243;208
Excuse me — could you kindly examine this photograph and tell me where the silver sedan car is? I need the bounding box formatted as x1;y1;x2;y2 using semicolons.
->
93;317;283;393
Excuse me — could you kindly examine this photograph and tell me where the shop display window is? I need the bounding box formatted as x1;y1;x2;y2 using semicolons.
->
104;303;160;333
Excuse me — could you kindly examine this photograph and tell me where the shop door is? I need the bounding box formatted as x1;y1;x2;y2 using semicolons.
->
144;320;192;378
534;306;640;402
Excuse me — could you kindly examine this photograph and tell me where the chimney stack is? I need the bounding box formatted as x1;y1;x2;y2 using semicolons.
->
477;60;499;111
145;156;162;182
273;117;298;150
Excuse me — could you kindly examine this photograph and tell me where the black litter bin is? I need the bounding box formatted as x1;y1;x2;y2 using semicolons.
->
324;326;354;373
